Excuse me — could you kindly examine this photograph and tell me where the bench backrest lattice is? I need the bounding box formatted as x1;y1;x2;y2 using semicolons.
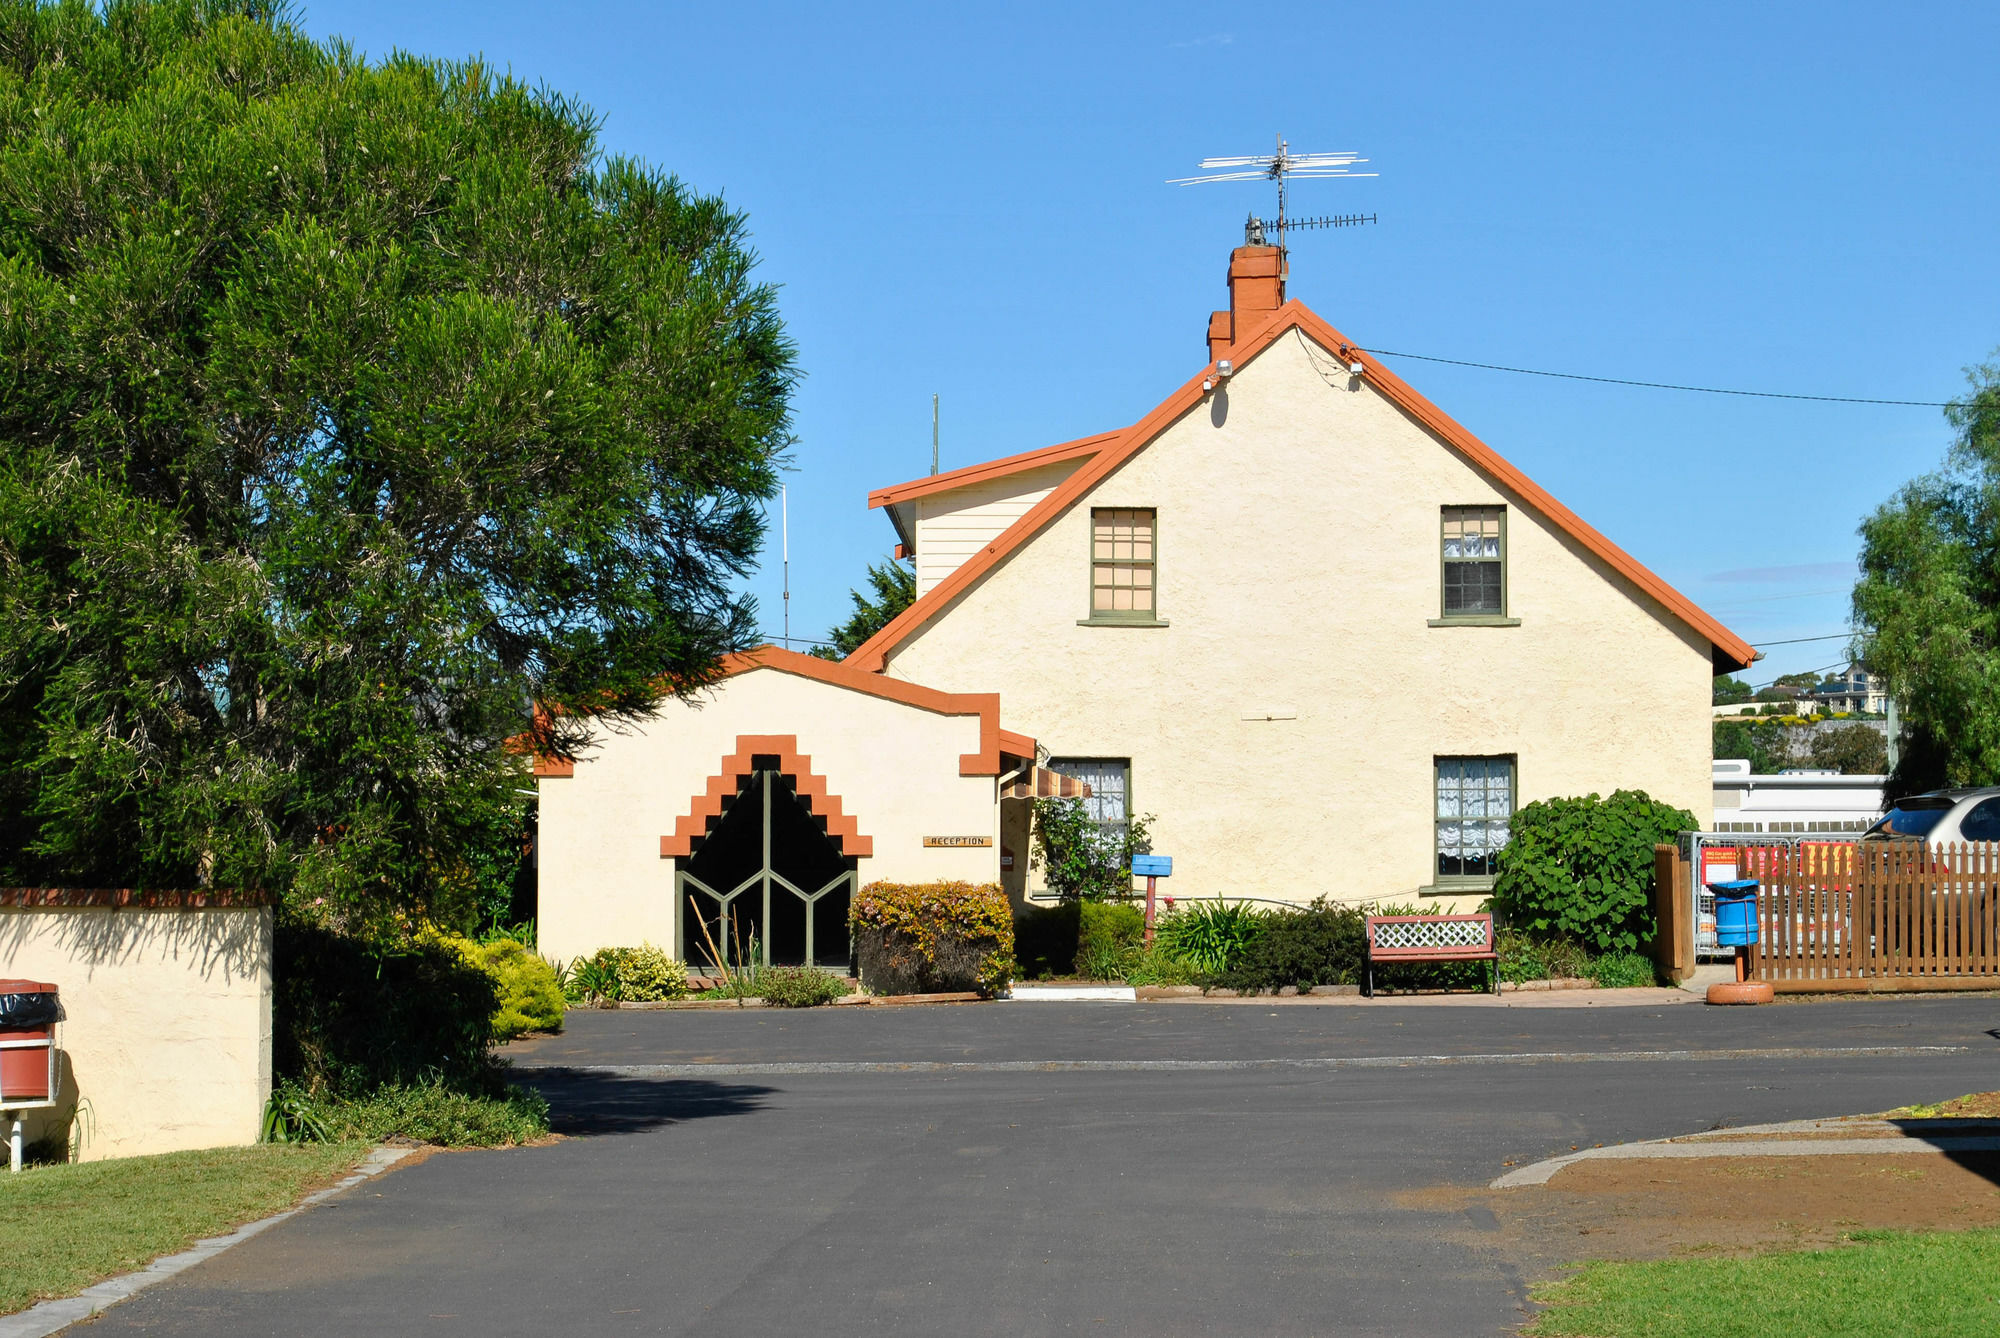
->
1365;913;1495;958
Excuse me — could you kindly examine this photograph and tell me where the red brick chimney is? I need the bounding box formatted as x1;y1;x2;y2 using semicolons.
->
1206;244;1286;361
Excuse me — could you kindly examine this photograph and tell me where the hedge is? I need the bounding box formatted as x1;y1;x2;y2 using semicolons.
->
275;925;499;1097
850;881;1014;996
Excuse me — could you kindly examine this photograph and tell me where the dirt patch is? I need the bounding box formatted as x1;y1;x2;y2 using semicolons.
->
1405;1151;2000;1279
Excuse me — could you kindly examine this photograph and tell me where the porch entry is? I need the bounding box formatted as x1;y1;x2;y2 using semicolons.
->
675;754;856;969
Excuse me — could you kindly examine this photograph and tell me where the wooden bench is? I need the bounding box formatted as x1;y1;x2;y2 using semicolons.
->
1363;913;1499;997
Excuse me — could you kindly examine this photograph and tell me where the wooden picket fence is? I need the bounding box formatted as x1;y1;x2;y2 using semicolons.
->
1740;840;2000;990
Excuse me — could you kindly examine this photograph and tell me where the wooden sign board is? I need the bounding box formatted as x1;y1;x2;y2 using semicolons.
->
923;835;993;848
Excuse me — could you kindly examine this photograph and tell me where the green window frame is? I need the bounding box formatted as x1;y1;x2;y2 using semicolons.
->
1082;508;1167;626
1431;505;1519;627
1429;755;1515;893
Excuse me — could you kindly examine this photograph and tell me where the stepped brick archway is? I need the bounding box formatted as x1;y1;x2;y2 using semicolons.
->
659;734;872;860
662;734;867;969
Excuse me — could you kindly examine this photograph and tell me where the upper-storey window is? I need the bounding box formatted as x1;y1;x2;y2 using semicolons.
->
1090;508;1157;620
1440;505;1506;621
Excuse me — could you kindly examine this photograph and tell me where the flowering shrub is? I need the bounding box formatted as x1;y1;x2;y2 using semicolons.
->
558;944;689;1006
850;881;1014;996
757;966;851;1007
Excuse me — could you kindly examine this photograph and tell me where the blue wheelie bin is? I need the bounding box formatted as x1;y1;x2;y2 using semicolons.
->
1708;878;1759;947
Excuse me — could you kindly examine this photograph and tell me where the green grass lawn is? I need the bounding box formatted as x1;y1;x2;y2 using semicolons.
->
0;1143;367;1316
1529;1228;2000;1338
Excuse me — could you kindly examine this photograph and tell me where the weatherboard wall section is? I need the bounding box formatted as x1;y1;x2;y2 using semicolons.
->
912;461;1085;598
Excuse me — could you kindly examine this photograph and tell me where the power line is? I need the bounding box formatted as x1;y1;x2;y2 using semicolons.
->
1749;632;1855;648
1351;347;1952;408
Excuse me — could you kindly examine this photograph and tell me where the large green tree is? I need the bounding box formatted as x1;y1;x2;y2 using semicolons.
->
0;1;794;926
1853;355;2000;796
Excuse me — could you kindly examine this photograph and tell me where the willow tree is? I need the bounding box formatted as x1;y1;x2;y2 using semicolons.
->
0;1;794;925
1853;356;2000;796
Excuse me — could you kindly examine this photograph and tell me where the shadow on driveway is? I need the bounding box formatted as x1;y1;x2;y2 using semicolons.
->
517;1068;776;1137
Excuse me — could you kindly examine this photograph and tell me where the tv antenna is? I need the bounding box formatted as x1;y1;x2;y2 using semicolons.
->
1169;135;1377;250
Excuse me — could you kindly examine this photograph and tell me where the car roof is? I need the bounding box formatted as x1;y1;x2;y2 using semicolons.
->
1895;788;2000;805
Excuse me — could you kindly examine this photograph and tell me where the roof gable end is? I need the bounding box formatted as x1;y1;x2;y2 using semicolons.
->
846;300;1753;673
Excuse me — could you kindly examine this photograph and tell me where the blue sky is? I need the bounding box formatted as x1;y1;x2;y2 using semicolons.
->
302;1;1999;685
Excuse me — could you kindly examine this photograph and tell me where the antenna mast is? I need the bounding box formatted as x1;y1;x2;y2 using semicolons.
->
931;394;939;476
780;484;789;646
1169;134;1377;251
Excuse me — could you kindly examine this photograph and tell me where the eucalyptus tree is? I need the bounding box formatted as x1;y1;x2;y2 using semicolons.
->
1854;356;2000;795
0;1;794;925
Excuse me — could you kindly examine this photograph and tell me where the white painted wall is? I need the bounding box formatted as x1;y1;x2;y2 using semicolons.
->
1;905;271;1161
538;666;999;964
883;327;1717;911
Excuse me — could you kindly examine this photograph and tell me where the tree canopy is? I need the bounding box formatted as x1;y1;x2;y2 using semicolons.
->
0;0;794;925
810;557;912;661
1854;356;2000;795
1712;675;1753;706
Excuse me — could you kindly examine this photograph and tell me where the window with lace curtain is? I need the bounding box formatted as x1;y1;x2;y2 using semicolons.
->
1435;756;1514;885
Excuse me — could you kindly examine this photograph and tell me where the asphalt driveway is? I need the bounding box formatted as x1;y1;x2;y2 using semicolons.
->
68;994;2000;1337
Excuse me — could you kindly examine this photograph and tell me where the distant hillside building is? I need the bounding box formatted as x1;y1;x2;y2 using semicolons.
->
1814;667;1886;715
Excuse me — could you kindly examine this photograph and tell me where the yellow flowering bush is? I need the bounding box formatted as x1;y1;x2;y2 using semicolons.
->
849;881;1014;997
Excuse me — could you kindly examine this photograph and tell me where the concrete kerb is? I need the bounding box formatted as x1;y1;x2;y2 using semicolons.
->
1492;1116;2000;1188
0;1146;414;1338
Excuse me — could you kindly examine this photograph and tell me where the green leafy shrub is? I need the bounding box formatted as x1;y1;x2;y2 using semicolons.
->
1588;950;1658;989
275;924;498;1096
1121;940;1198;987
283;1077;549;1148
272;924;548;1145
475;939;566;1038
757;966;851;1007
425;933;565;1039
565;949;625;1005
1497;930;1592;985
1079;901;1144;959
850;881;1015;996
1030;798;1155;901
1491;790;1695;953
1013;902;1080;978
1157;901;1267;974
1214;899;1367;991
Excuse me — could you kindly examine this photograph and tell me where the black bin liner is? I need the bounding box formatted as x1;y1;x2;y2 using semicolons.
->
0;989;58;1028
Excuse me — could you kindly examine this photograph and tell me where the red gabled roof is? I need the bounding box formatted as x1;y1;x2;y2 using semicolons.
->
848;299;1755;673
867;430;1121;510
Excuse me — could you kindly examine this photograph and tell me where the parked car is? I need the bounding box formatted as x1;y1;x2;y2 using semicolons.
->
1861;787;2000;844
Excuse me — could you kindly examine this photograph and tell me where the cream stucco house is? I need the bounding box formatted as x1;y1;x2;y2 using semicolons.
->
536;241;1753;967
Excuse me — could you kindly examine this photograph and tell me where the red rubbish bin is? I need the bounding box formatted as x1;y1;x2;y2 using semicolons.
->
0;979;58;1103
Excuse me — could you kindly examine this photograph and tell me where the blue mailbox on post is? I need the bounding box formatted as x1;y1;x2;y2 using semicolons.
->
1708;878;1760;947
1133;855;1172;944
